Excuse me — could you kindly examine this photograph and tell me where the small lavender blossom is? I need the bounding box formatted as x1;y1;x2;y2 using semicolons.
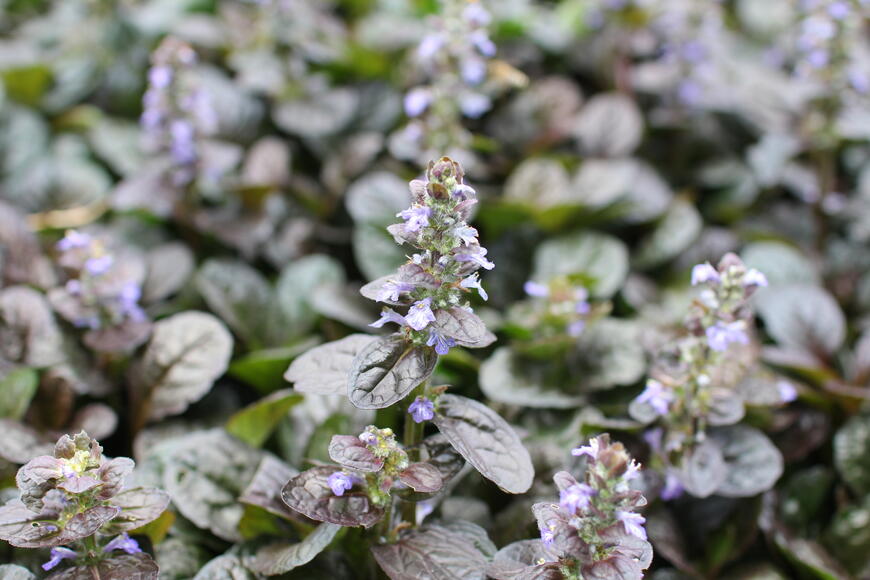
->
458;92;492;118
661;471;684;500
378;280;416;303
691;263;720;285
454;224;479;246
405;298;436;331
567;320;586;337
427;328;456;355
540;526;555;548
408;396;435;423
42;547;78;571
571;438;601;460
103;533;142;555
455;246;495;270
359;431;378;446
524;281;550;297
460;274;488;301
57;230;92;252
635;379;672;416
616;510;648;540
327;472;356;496
777;380;798;403
743;269;768;288
559;483;596;514
705;320;749;352
398;206;432;233
404;88;432;117
370;308;408;329
84;255;114;276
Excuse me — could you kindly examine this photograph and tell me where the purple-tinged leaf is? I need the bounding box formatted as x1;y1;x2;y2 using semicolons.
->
0;419;54;464
710;425;784;497
0;500;119;548
284;334;377;395
239;456;304;523
46;553;159;579
348;335;437;410
488;540;562;580
360;265;439;305
192;554;257;580
433;394;534;494
281;466;384;528
531;502;584;556
418;434;465;485
102;488;171;533
371;525;488;580
141;242;195;304
83;319;153;353
246;522;341;575
328;435;384;472
129;312;233;428
433;308;495;348
0;286;64;368
398;462;442;493
676;438;727;498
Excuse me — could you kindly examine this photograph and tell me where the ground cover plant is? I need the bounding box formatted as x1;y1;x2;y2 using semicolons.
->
1;0;870;578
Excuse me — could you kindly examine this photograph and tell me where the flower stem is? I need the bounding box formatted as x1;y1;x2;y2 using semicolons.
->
401;381;428;525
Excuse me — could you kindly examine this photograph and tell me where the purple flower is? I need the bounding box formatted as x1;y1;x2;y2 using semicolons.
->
691;263;720;286
398;205;432;233
426;327;456;355
455;246;495;270
743;268;768;288
148;65;173;89
661;471;684;501
378;280;415;303
572;438;600;460
849;67;869;93
827;1;850;19
170;119;197;165
327;472;356;496
84;255;114;276
454;225;479;246
460;274;488;301
635;379;672;416
408;396;435;423
460;57;487;85
470;30;496;57
370;308;408;329
57;230;92;252
559;483;596;514
103;533;142;555
404;88;431;118
359;431;377;446
705;320;749;352
567;320;585;337
777;380;798;403
406;298;436;330
458;92;491;118
463;3;492;26
643;427;663;452
616;510;647;540
65;279;82;295
540;526;555;548
42;547;78;571
417;33;445;61
624;459;641;482
524;281;550;297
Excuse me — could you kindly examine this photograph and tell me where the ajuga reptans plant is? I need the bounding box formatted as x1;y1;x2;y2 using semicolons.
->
0;431;169;578
281;156;536;577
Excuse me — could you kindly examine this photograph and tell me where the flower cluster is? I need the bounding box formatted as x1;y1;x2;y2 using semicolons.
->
364;157;493;356
523;278;592;337
532;434;651;580
49;231;148;348
391;0;499;163
791;0;868;92
0;432;169;574
141;37;217;187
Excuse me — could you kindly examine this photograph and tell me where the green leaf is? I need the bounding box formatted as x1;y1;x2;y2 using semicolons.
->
1;65;52;106
532;231;629;298
195;258;272;347
633;199;703;269
226;389;303;448
0;368;38;420
230;340;320;395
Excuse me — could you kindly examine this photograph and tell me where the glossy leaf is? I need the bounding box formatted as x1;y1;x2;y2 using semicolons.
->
247;522;341;575
328;435;384;472
281;466;385;528
226;389;303;447
433;308;495;348
433;394;534;494
284;334;377;396
398;462;443;493
239;456;301;522
371;525;488;580
710;425;784;497
348;335;437;410
47;553;159;580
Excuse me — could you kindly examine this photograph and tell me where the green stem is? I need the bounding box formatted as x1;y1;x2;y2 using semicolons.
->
400;381;428;525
